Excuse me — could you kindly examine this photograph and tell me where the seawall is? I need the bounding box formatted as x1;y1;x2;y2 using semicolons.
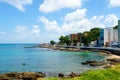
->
80;47;120;56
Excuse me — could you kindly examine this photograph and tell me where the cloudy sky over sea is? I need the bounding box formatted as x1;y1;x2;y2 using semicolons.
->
0;0;120;43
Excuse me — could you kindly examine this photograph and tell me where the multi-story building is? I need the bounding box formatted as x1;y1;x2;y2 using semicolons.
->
104;27;118;47
114;28;118;43
77;33;81;42
118;20;120;47
69;33;81;46
70;34;77;43
99;29;104;46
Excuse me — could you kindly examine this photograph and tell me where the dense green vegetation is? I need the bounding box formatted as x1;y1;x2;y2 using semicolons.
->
81;28;100;46
42;64;120;80
50;40;56;45
58;35;71;46
81;31;91;46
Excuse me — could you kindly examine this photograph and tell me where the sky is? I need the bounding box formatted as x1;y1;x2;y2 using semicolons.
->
0;0;120;43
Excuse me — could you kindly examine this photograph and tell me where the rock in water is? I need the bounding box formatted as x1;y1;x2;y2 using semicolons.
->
22;63;26;66
69;72;78;77
58;73;64;78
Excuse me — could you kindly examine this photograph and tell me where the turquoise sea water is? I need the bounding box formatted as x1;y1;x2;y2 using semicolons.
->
0;44;105;76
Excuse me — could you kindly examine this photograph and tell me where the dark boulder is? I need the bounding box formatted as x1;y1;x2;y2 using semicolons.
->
81;59;97;65
22;63;26;66
89;61;105;66
69;72;80;77
58;73;64;78
107;58;120;62
81;61;89;65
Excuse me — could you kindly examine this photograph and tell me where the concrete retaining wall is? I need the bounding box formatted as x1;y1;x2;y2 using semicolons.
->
81;47;120;56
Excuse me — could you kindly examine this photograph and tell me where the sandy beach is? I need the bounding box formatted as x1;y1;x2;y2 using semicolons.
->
106;54;120;59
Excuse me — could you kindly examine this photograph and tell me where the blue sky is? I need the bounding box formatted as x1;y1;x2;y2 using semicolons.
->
0;0;120;43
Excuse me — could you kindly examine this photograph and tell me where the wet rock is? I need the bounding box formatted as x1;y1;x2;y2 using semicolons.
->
36;72;46;78
103;65;112;68
58;73;64;78
22;72;35;77
107;58;120;62
0;74;12;80
69;72;80;77
81;62;89;65
81;59;97;65
22;63;26;66
0;72;46;80
81;59;106;67
89;61;105;66
86;60;97;64
22;76;36;80
22;72;37;80
0;77;12;80
6;72;22;79
106;58;120;65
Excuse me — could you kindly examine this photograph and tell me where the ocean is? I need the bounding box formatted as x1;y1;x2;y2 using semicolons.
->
0;44;105;76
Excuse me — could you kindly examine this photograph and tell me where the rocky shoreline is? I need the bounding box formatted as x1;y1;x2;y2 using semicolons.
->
0;72;45;80
81;57;120;68
4;44;118;80
1;55;120;80
0;71;81;80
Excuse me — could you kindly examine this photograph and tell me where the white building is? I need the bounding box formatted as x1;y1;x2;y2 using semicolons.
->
104;27;118;46
118;20;120;47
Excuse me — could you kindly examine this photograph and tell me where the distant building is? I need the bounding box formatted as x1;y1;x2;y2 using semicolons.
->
99;29;104;46
69;33;81;46
104;27;118;47
77;33;82;43
114;28;118;43
70;34;77;43
118;20;120;47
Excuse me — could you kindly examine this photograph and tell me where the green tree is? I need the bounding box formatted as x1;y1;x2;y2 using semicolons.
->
50;40;56;45
59;36;65;44
81;31;91;46
73;39;78;46
114;25;118;29
64;36;71;46
59;36;71;45
90;28;100;41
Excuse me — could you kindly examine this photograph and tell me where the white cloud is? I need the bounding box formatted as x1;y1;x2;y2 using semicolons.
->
61;19;91;34
0;32;5;35
64;9;87;22
15;25;41;40
61;9;105;34
39;8;118;36
40;16;62;34
39;0;84;13
32;25;40;37
104;14;118;27
0;0;32;11
15;26;28;33
108;0;120;7
61;10;118;34
15;26;29;38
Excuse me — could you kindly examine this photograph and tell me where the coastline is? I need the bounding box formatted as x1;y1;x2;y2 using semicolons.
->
0;49;120;80
1;44;120;79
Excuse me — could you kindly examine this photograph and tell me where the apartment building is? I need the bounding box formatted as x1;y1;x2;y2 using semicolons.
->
104;27;118;46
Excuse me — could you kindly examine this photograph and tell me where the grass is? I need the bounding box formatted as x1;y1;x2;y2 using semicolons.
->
37;64;120;80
